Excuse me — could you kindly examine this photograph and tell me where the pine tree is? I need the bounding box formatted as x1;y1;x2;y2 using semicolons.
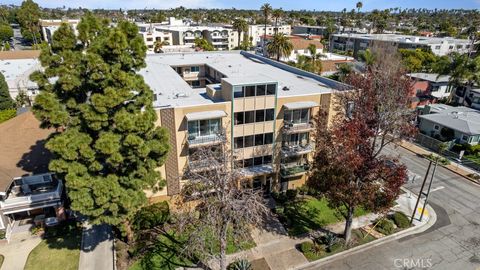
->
0;72;14;110
31;18;170;240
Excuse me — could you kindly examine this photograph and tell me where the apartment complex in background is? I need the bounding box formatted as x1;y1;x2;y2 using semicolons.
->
453;86;480;110
330;33;472;57
0;50;41;102
137;23;174;52
292;25;329;37
261;35;323;62
248;24;292;46
139;51;344;200
39;19;80;44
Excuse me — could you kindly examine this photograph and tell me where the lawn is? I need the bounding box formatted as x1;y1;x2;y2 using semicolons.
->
278;197;368;236
24;221;82;270
0;254;3;268
128;228;255;270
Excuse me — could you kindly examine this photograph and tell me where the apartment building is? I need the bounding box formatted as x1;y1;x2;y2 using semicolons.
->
248;24;292;46
407;73;453;108
39;19;80;44
137;23;174;52
139;51;344;199
261;35;324;62
155;25;240;50
292;25;329;36
330;33;472;57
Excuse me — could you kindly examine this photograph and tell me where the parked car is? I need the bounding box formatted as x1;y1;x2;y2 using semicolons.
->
44;217;59;227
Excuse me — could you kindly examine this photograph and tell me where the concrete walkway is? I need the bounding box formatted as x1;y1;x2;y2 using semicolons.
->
0;232;41;270
78;223;114;270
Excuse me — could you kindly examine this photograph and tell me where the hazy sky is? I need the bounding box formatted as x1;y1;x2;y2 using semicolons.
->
3;0;480;11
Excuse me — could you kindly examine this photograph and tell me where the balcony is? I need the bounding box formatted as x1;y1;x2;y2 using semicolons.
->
187;129;226;148
187;157;222;173
280;163;309;178
280;143;314;157
1;173;63;213
282;121;314;134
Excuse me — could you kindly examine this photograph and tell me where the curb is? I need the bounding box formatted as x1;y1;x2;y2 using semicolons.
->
293;190;437;270
398;143;480;187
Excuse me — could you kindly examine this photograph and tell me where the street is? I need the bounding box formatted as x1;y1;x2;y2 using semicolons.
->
309;145;480;270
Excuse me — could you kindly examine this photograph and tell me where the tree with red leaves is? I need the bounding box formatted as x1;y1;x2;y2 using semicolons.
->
309;44;416;244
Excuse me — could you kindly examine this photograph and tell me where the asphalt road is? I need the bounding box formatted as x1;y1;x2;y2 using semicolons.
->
78;223;114;270
310;145;480;270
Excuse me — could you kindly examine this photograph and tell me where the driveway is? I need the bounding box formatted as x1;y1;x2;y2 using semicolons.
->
79;223;114;270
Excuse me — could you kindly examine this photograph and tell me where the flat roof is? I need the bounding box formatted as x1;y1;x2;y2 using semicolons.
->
0;58;41;89
140;51;344;108
332;33;469;44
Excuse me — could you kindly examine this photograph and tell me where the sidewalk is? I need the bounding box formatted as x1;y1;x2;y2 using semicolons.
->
398;140;480;184
0;232;41;270
78;223;114;270
215;190;434;270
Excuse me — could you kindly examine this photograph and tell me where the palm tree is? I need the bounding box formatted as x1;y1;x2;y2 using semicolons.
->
356;1;363;13
359;49;376;67
260;3;272;48
272;9;283;34
232;19;249;48
266;33;293;61
307;44;323;74
154;40;169;53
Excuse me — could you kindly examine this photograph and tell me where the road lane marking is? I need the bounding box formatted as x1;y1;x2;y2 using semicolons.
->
430;186;445;192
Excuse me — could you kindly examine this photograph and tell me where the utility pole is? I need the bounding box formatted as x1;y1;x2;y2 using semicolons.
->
419;158;438;221
410;160;432;224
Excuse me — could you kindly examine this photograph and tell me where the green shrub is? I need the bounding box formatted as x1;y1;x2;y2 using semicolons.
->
392;211;410;229
228;259;252;270
299;241;314;253
286;189;298;200
297;185;309;195
467;144;480;155
0;109;15;124
271;191;287;204
133;201;170;231
375;218;395;235
0;229;5;239
451;143;468;153
274;206;284;215
328;241;344;253
319;232;338;252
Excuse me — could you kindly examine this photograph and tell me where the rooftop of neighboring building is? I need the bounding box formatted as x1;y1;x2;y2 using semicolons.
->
262;35;323;50
320;52;355;61
39;19;80;27
332;33;469;44
0;111;53;194
140;51;345;108
0;53;41;89
419;110;480;135
408;73;451;83
154;24;230;32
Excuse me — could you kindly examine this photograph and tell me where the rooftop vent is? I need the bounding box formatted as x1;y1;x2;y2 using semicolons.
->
282;86;290;91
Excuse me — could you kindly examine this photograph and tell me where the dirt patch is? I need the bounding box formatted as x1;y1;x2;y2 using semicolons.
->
251;258;270;270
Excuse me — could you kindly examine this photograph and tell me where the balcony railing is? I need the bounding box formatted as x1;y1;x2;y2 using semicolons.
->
280;163;309;178
187;129;226;147
1;181;63;211
282;121;314;134
187;158;222;173
280;143;314;157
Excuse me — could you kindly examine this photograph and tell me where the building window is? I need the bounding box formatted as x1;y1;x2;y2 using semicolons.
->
234;86;244;98
265;109;275;121
147;38;153;41
234;112;244;125
245;85;256;97
449;45;454;50
188;118;221;137
284;109;310;124
191;80;201;87
244;135;254;147
256;85;266;96
234;132;274;149
462;135;468;141
244;111;255;124
435;45;441;50
191;66;200;72
236;155;273;168
244;158;254;167
434;125;440;130
255;110;265;122
234;137;244;148
267;84;276;95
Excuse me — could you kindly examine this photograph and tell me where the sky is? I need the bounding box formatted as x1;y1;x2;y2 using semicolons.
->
3;0;480;11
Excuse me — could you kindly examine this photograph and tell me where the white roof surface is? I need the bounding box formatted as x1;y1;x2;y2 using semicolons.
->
420;105;480;135
333;33;469;45
0;58;40;90
140;51;343;108
408;73;450;83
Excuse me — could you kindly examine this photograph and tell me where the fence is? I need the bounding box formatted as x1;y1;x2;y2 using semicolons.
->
415;133;480;173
